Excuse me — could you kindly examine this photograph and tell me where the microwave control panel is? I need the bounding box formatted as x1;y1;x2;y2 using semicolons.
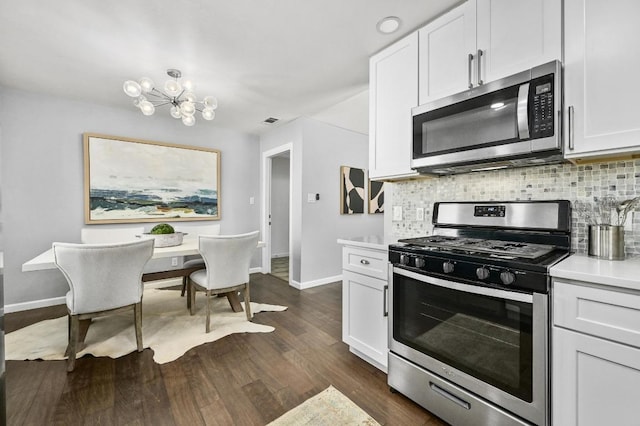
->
529;74;554;139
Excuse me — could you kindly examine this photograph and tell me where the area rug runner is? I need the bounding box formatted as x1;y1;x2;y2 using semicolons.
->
268;385;380;425
5;288;286;364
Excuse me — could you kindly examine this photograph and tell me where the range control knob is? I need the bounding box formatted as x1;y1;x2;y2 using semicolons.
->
500;270;516;286
415;258;426;268
443;261;455;274
399;254;410;265
476;267;490;280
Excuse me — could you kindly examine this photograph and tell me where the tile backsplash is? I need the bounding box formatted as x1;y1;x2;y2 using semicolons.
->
391;159;640;257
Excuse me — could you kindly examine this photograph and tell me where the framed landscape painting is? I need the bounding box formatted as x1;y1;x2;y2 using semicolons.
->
84;133;221;224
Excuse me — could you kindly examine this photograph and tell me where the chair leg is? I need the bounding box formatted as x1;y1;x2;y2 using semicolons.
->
189;280;196;316
181;276;187;297
134;302;143;352
67;315;79;372
244;283;252;321
205;290;212;333
186;277;192;310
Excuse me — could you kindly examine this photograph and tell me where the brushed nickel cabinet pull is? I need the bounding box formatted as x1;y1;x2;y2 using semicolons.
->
383;284;389;317
477;49;483;85
468;53;474;88
360;259;370;265
568;106;575;150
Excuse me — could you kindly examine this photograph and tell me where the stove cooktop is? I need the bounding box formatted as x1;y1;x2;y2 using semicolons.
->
398;235;555;260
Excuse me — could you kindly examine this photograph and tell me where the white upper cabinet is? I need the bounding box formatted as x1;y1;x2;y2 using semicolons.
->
418;1;476;104
564;0;640;161
369;33;419;181
419;0;561;105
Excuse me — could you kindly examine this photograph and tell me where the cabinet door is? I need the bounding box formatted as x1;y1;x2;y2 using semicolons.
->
418;1;476;104
342;270;388;369
564;0;640;160
369;33;419;181
553;327;640;426
476;0;561;84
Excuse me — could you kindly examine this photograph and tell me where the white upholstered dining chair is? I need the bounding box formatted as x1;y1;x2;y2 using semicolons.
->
53;239;154;372
188;231;259;333
179;223;221;297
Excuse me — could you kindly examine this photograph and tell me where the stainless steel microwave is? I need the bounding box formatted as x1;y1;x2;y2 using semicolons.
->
411;60;563;175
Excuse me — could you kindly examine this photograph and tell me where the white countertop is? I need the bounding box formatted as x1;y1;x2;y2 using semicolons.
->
550;254;640;291
337;235;392;251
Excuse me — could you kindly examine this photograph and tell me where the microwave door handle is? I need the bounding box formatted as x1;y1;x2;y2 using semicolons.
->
517;83;530;140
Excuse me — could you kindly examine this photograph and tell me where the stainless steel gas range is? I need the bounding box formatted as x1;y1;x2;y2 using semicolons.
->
388;200;571;426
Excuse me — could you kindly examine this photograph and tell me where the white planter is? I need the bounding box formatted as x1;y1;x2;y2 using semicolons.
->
142;232;185;248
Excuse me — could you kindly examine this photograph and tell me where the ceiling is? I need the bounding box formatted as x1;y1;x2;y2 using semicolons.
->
0;0;460;135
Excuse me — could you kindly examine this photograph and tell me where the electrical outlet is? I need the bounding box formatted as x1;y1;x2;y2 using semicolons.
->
416;207;424;221
171;257;178;267
393;206;403;221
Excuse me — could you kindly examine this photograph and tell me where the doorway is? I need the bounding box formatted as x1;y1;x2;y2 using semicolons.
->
261;144;292;283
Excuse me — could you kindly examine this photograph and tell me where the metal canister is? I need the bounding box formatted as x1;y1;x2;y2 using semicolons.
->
588;225;625;260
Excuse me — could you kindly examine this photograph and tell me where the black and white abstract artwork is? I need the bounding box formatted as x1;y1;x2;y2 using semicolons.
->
340;166;365;214
369;180;384;214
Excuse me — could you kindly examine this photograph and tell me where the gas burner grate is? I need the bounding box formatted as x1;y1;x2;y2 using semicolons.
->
399;236;555;260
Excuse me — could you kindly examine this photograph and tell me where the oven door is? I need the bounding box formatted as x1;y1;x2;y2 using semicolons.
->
389;267;547;425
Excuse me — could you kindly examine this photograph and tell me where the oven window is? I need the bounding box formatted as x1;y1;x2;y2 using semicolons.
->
393;273;533;402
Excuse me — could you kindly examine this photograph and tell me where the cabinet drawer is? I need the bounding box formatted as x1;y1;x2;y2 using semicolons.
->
342;246;388;280
554;279;640;348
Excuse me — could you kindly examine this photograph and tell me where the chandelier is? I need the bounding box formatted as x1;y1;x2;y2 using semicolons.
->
123;69;217;126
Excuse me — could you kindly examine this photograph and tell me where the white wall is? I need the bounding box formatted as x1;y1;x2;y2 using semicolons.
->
271;156;290;257
260;117;383;288
299;118;382;284
310;89;369;135
0;87;261;308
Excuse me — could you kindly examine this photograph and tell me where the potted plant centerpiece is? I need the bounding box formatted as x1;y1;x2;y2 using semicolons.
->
143;223;185;247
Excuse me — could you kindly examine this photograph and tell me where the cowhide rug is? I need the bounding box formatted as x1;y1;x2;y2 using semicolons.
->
5;288;286;364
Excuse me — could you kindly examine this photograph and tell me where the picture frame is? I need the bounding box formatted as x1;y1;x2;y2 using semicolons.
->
369;180;384;214
340;165;365;214
84;133;221;224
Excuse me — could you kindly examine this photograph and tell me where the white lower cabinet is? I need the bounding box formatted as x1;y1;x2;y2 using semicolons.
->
341;244;388;371
552;278;640;425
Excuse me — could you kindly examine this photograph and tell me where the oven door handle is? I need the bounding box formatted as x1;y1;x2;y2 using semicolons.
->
429;382;471;410
393;267;533;304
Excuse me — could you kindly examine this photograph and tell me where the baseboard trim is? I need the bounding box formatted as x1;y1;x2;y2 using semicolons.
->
5;296;66;313
290;274;342;290
271;253;289;259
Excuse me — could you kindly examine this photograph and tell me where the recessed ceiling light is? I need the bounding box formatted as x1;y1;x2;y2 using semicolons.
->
377;16;401;34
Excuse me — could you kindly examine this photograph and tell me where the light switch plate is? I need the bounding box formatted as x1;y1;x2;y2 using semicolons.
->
393;206;403;221
416;207;424;221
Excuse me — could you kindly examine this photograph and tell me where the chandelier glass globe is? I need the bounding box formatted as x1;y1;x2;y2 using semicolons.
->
123;69;217;126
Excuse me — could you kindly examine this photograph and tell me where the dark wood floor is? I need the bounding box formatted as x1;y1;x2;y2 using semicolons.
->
5;274;446;426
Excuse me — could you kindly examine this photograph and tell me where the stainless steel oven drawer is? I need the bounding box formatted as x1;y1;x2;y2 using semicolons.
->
388;353;532;426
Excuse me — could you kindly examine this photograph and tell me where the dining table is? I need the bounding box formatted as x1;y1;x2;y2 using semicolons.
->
22;237;265;313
